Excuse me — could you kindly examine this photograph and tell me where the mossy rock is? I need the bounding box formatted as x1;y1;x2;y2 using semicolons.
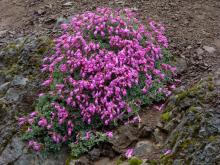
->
161;112;171;122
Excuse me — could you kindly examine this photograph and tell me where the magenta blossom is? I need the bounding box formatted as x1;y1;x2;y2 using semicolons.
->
105;131;113;138
38;118;48;127
163;149;172;155
28;140;41;151
18;117;26;126
125;148;134;158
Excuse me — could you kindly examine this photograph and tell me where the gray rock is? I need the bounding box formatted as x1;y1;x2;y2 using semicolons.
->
203;46;216;54
0;82;10;95
134;140;155;158
196;48;204;55
153;128;166;145
109;125;139;153
160;69;220;164
175;57;187;75
0;30;7;37
0;136;69;165
11;75;28;87
63;2;73;6
5;88;21;103
139;126;153;138
14;151;68;165
0;74;5;86
0;137;25;165
87;148;101;161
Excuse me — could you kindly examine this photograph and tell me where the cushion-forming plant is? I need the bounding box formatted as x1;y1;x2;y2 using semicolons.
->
19;7;176;154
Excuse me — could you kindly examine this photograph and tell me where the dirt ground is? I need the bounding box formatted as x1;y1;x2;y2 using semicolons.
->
0;0;220;83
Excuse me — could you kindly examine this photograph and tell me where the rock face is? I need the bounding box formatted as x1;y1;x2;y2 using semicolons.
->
134;140;155;158
11;75;28;87
158;68;220;164
0;137;25;165
4;88;22;103
0;136;68;165
0;35;56;165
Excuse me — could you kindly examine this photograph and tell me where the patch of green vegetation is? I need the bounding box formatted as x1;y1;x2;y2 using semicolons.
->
159;154;174;165
208;82;215;91
129;157;143;165
208;136;218;142
161;112;171;122
188;106;196;113
188;84;201;97
69;132;107;158
65;156;77;165
3;63;19;75
116;157;124;165
147;159;158;165
180;139;196;149
176;90;189;103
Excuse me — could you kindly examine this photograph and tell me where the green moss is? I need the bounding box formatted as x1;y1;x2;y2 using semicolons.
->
65;157;72;165
164;104;175;113
188;106;196;113
161;112;171;122
116;157;124;165
208;75;213;81
176;90;189;103
180;139;196;149
208;82;215;91
147;160;158;165
160;155;174;165
129;157;143;165
208;136;218;142
188;84;201;97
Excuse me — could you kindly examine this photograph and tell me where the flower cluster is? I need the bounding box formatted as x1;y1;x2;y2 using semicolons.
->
20;7;175;153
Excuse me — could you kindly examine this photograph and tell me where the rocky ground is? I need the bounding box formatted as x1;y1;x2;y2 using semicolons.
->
0;0;220;165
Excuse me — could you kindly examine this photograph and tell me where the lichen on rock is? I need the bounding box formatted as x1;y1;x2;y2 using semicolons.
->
156;70;220;164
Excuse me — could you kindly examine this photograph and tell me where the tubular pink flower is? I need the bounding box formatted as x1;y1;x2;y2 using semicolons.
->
105;131;113;138
38;118;48;127
125;148;134;158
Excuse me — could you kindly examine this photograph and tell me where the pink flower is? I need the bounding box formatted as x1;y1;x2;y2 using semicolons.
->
52;132;62;143
28;140;41;151
28;118;35;124
18;117;26;126
170;85;176;90
59;64;67;72
153;104;165;111
105;131;113;138
60;23;68;30
33;143;41;151
47;124;52;129
38;93;45;97
125;148;134;158
38;118;48;127
85;131;90;140
164;149;172;155
42;79;52;86
29;112;38;118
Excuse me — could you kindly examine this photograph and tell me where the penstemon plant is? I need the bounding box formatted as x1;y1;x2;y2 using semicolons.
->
19;7;176;156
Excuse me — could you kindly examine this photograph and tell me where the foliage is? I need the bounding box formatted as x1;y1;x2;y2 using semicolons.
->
69;131;107;157
128;157;143;165
19;7;176;155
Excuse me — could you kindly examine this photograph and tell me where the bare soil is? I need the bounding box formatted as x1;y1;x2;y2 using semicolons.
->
0;0;220;82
